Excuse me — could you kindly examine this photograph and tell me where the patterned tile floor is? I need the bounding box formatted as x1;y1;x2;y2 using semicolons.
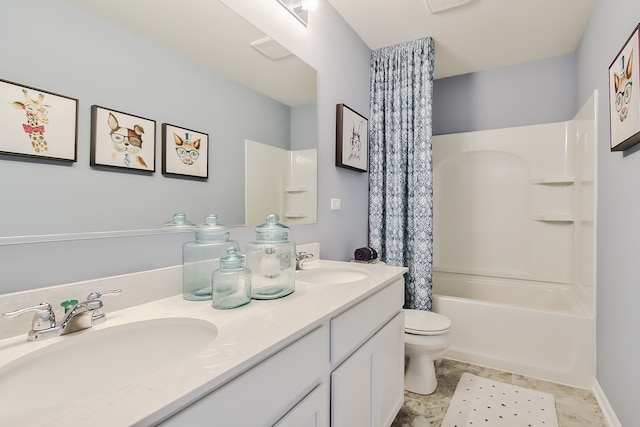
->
392;359;607;427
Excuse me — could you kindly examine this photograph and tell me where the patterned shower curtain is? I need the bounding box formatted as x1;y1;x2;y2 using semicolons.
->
368;37;435;311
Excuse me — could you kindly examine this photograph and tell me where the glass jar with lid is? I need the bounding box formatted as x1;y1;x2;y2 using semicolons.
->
212;247;251;309
183;213;239;301
245;213;296;299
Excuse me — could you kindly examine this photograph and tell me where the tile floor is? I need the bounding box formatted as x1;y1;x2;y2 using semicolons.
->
391;359;607;427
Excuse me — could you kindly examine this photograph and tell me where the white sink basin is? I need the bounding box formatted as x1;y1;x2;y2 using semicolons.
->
296;266;369;284
0;317;217;411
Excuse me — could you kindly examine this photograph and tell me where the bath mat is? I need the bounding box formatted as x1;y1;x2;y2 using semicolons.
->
441;373;558;427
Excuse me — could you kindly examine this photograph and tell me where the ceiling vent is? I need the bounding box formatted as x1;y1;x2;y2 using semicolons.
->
424;0;471;13
250;37;293;60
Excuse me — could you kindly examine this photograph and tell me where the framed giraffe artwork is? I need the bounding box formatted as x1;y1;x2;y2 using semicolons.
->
0;79;78;162
90;105;156;172
609;23;640;152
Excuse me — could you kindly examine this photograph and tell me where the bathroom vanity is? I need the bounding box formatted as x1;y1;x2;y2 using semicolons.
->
0;259;407;426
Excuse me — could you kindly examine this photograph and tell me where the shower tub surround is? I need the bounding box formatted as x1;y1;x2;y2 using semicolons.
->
0;249;407;426
432;272;594;389
431;92;597;389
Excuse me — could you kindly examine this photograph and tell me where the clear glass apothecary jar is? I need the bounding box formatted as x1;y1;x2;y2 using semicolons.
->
212;247;251;309
245;213;296;299
183;213;239;301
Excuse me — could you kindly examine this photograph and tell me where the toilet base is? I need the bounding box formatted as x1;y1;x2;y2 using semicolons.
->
404;352;438;395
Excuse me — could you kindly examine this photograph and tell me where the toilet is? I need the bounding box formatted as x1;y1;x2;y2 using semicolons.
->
403;308;452;395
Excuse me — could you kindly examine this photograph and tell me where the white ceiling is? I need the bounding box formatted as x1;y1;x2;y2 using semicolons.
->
60;0;317;107
61;0;596;104
327;0;596;79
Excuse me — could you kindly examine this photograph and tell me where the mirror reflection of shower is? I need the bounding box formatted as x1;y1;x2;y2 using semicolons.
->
245;140;317;226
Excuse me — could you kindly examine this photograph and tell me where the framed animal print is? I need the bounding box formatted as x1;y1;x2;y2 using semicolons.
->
609;23;640;152
161;123;209;179
90;105;156;171
0;79;78;162
336;103;368;172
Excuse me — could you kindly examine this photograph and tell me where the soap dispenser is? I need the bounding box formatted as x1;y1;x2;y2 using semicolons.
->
245;213;296;299
212;247;251;309
183;213;239;301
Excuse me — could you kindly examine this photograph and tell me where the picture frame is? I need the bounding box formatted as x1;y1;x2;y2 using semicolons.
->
0;79;78;162
90;105;156;172
336;103;368;172
161;123;209;179
609;23;640;152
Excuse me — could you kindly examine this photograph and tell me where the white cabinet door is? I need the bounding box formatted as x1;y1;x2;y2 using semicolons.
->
275;383;329;427
376;312;404;427
331;312;404;427
331;336;376;427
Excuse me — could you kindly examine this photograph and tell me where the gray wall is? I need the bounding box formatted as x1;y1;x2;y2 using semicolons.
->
576;0;640;425
0;0;371;293
433;54;577;135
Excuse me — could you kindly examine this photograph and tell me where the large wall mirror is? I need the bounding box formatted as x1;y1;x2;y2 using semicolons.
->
0;0;317;240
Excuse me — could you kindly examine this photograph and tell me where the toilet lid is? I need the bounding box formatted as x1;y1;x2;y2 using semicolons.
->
404;309;451;336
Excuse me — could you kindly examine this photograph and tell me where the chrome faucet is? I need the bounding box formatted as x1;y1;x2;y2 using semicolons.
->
296;251;314;270
2;289;121;341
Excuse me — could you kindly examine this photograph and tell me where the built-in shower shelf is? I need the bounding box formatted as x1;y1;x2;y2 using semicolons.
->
531;176;574;185
285;187;308;193
531;214;574;222
284;212;307;219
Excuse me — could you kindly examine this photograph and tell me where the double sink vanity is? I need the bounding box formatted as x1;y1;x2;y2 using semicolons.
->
0;252;407;426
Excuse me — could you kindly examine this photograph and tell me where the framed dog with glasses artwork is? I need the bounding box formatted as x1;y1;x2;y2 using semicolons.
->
90;105;156;171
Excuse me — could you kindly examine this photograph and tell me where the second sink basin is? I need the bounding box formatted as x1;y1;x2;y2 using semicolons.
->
0;317;217;413
296;265;369;284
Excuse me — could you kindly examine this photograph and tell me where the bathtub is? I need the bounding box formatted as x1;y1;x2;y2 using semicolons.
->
432;271;595;389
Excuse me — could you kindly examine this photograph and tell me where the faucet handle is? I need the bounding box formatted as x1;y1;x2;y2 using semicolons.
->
86;289;120;325
87;289;122;300
2;301;56;331
296;251;315;269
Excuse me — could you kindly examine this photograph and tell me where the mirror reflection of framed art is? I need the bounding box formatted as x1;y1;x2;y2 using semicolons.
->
162;123;209;179
0;78;78;162
90;105;156;172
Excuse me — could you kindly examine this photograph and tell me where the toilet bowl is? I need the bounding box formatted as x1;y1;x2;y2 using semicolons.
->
403;308;451;395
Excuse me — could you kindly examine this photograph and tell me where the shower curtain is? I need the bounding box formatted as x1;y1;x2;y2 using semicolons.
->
368;37;435;311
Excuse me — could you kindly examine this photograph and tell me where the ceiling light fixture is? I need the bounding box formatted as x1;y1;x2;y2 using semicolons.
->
424;0;471;13
276;0;317;26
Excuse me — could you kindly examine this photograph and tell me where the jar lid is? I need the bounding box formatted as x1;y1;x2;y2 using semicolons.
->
163;213;195;230
220;247;245;269
194;213;230;240
255;213;289;241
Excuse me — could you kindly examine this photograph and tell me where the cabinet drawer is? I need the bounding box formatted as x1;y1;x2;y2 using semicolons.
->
331;279;403;365
160;325;329;426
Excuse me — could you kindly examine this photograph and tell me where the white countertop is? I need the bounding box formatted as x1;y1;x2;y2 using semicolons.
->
0;259;406;426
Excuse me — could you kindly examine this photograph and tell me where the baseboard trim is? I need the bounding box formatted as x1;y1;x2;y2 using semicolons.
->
593;380;622;427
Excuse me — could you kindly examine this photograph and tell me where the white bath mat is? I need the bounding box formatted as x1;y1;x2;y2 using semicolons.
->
441;373;558;427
